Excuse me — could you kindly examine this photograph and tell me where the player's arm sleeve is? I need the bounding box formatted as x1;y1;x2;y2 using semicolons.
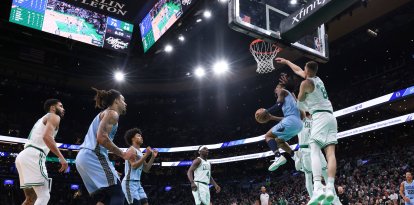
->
266;103;283;114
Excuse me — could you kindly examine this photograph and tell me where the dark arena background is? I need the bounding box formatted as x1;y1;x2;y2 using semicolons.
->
1;0;414;204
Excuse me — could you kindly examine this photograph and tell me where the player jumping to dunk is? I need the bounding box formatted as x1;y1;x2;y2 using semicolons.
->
256;74;303;172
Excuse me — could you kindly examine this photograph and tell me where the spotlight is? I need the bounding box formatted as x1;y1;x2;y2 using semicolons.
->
196;18;202;23
203;10;212;18
164;44;173;52
114;71;125;82
178;35;185;42
213;60;229;75
290;0;298;5
194;67;206;78
218;0;228;3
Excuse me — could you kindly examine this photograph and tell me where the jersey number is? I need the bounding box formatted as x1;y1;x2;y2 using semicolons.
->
320;86;328;99
408;190;414;194
206;172;210;178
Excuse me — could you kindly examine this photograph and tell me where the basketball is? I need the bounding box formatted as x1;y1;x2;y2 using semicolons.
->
255;108;270;124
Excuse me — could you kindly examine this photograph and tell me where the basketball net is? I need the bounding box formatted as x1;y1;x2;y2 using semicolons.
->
250;39;281;74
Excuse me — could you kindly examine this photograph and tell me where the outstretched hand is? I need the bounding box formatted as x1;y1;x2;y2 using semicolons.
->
279;73;289;85
152;149;159;158
275;57;288;65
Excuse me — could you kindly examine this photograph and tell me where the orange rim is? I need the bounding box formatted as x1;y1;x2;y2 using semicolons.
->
250;39;282;55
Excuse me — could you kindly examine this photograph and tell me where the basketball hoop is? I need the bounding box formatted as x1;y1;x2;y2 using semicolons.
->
249;39;282;74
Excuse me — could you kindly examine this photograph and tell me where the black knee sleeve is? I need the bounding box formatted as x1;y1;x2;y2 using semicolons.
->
99;182;125;205
139;198;148;205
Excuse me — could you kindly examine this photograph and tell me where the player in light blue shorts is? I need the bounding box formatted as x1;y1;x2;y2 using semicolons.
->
256;78;303;172
75;88;135;205
122;128;158;205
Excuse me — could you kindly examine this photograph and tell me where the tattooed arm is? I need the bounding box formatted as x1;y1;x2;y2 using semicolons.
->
96;110;127;159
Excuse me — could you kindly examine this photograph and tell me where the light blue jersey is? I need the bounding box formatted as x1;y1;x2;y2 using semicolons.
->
282;91;301;118
124;147;143;181
271;90;303;141
404;181;414;204
80;113;118;155
76;111;120;194
122;147;147;204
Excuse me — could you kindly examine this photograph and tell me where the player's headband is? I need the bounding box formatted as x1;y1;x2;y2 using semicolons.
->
198;146;208;151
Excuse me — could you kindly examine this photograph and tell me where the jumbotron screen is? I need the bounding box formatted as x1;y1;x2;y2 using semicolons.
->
9;0;134;52
139;0;183;52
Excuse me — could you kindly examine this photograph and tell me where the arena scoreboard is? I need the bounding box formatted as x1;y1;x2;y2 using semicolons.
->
9;0;134;52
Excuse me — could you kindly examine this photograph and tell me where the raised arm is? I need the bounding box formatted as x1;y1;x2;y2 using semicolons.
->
129;147;152;169
275;58;306;79
97;110;130;160
143;149;158;173
187;158;201;191
42;113;68;172
297;80;313;110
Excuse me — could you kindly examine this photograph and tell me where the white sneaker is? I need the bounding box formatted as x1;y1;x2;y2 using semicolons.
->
324;187;335;203
293;151;302;171
268;155;287;171
307;186;326;205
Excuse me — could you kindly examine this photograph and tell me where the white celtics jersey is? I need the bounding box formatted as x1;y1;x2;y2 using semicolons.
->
194;157;211;184
298;117;311;147
306;77;333;114
24;113;58;155
260;193;270;205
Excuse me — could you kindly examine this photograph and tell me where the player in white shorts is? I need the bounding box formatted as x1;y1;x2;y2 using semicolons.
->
187;146;221;205
277;58;338;205
295;112;341;205
15;99;68;205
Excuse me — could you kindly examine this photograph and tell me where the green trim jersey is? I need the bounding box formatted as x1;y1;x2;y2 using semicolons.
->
25;113;58;155
194;157;211;184
306;77;333;113
298;117;312;147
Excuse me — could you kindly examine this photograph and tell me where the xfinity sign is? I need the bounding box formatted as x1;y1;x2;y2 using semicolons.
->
280;0;359;43
292;0;328;25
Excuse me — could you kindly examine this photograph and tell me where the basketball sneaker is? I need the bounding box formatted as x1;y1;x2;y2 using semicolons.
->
293;151;302;171
321;194;341;205
268;155;287;171
307;186;326;205
324;187;335;203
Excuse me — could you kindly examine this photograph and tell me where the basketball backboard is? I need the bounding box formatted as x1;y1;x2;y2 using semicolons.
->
228;0;329;62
